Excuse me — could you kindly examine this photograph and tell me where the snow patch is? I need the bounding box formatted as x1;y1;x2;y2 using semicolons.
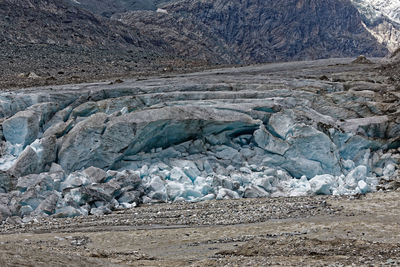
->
156;8;168;14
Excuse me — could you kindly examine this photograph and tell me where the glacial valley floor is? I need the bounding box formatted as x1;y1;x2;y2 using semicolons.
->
0;57;399;266
0;191;399;266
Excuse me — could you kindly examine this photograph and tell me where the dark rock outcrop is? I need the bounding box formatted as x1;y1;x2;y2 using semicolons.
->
67;0;173;17
115;0;388;63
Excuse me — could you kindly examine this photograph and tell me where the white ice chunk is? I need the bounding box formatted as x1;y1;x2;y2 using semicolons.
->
253;124;289;155
216;188;240;200
0;142;24;171
309;174;335;195
139;165;149;178
156;8;168;14
194;176;214;195
342;159;355;170
345;165;367;189
171;160;201;181
166;180;185;201
268;111;295;139
357;180;370;194
169;167;192;184
383;164;396;177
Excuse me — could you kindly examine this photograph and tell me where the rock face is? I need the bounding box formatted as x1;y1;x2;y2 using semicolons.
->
0;0;150;49
0;0;392;90
0;0;170;89
67;0;173;17
0;58;399;221
350;0;400;52
114;0;388;63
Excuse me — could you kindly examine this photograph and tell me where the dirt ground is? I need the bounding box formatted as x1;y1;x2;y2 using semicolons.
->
0;191;399;266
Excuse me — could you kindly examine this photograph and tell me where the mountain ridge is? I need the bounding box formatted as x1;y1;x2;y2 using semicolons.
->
115;0;388;64
0;0;393;89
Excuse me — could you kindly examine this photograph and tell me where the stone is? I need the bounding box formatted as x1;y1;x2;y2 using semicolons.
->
33;192;59;216
0;170;14;192
54;206;83;218
90;206;112;216
117;191;141;204
0;204;12;222
9;146;39;177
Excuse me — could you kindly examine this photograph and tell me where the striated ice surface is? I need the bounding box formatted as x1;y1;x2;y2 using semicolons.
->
0;59;399;220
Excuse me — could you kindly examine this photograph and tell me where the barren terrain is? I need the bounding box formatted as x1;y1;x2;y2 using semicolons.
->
0;191;399;266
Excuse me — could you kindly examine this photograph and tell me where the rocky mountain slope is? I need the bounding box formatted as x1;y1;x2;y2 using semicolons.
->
0;0;159;49
115;0;388;64
0;0;391;90
350;0;400;52
67;0;174;17
0;0;178;89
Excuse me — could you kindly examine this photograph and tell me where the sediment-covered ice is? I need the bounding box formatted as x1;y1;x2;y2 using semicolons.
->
0;59;398;221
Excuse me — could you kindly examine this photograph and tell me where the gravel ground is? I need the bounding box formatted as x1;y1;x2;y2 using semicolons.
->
0;191;399;266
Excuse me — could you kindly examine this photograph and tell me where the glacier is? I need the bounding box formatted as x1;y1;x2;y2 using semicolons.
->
0;58;399;221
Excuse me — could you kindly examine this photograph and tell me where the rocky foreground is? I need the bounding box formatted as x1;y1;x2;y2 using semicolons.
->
0;191;399;266
0;57;399;223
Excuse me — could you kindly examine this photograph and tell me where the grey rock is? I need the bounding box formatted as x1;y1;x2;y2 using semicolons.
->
54;206;83;218
90;206;112;216
33;192;59;216
0;170;14;192
117;191;141;204
0;204;11;222
18;188;45;211
16;172;60;193
49;163;65;174
43;119;74;138
9;146;39;177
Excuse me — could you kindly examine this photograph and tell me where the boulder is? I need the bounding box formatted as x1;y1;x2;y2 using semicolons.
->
0;170;14;192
